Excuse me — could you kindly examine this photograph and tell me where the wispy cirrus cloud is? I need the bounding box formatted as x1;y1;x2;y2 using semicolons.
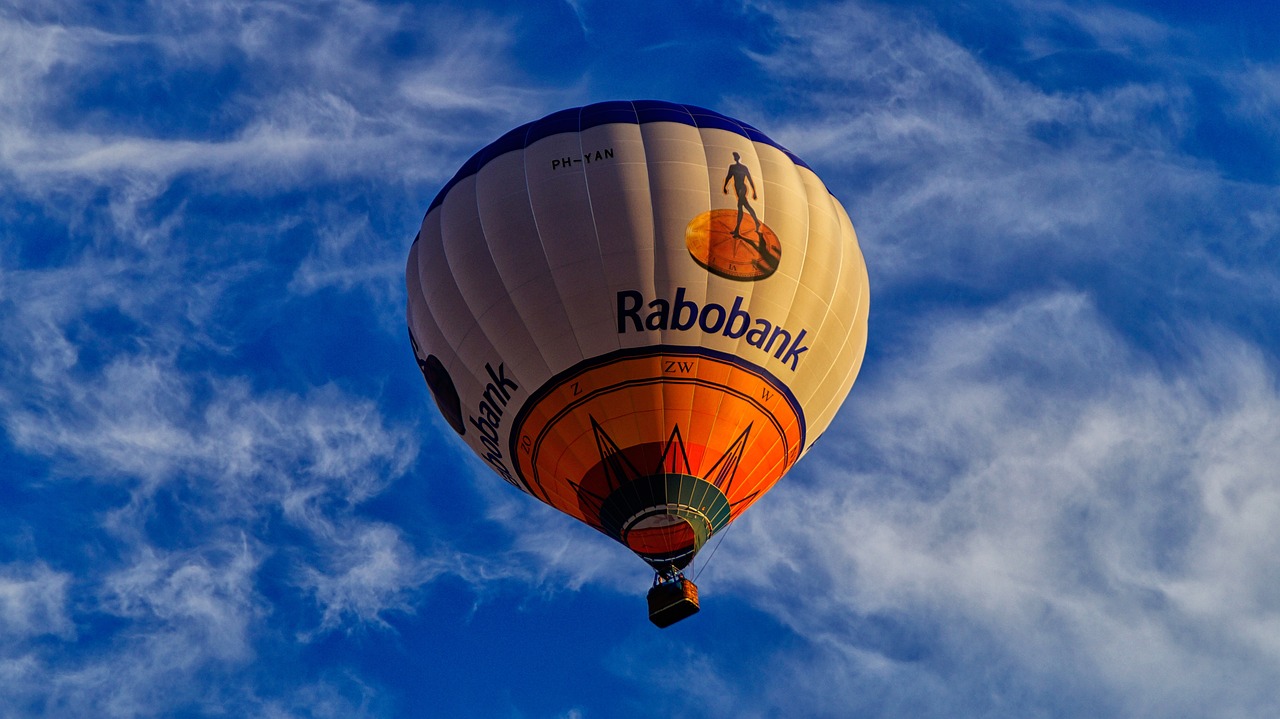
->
0;0;559;201
0;4;552;714
676;291;1280;718
0;539;260;717
739;0;1280;335
4;0;1279;716
0;563;74;642
0;255;427;716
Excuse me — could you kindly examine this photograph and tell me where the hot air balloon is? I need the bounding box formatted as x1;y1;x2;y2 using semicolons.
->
406;100;868;627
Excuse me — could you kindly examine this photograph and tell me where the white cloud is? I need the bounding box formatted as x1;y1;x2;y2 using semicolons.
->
299;522;438;633
287;206;405;309
0;132;425;719
740;0;1280;306
252;678;386;719
0;538;263;718
0;563;74;641
100;540;263;664
694;292;1280;717
0;0;559;204
1227;64;1280;138
1011;0;1186;59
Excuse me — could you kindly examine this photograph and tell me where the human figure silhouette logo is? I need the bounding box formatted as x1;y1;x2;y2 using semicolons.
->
723;152;762;240
684;153;782;281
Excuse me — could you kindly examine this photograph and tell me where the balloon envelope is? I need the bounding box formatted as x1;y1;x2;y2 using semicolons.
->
407;100;868;573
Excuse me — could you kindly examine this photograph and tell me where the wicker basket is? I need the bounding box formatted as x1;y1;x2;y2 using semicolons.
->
647;578;700;628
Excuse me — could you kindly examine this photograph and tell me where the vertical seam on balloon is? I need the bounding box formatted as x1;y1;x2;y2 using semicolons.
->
560;111;595;560
754;137;817;486
624;99;665;547
446;187;534;488
560;105;612;518
825;275;869;429
716;137;767;528
691;111;740;542
641;108;669;548
418;209;481;407
405;240;454;429
718;113;768;457
519;118;589;384
798;201;861;439
682;104;716;551
523;108;594;513
461;171;553;389
551;107;592;366
576;105;620;357
673;104;719;560
805;203;868;435
784;169;838;460
621;100;661;542
805;196;859;410
614;101;652;512
417;207;532;493
670;103;704;558
788;183;845;410
454;140;557;502
635;106;671;536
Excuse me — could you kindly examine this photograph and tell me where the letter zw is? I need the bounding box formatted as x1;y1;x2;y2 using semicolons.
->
617;288;811;371
467;362;520;483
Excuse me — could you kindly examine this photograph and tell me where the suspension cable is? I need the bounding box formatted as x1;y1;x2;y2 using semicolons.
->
692;519;733;582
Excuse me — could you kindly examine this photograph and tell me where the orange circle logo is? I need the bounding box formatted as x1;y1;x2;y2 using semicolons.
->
685;209;781;281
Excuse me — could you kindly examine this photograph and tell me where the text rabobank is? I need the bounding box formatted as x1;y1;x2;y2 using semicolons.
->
468;362;518;484
616;288;809;371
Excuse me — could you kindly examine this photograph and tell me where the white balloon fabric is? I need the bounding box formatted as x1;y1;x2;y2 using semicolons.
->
407;100;868;572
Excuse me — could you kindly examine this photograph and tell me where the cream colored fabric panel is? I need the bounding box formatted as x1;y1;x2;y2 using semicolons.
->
580;121;656;353
578;123;655;350
414;223;504;404
751;142;810;285
746;140;813;391
411;217;530;487
800;198;869;445
441;171;552;396
472;149;579;377
793;168;845;317
522;131;616;366
473;152;545;291
639;120;712;346
415;207;479;372
818;208;871;416
690;127;763;454
406;241;459;381
784;168;852;411
405;279;488;451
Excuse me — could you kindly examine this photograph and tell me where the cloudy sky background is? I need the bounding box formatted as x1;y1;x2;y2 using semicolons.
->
3;0;1280;716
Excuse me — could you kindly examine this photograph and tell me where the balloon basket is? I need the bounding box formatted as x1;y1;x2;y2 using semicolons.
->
647;577;699;628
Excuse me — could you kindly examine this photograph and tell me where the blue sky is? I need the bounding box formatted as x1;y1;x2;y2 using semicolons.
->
3;0;1280;716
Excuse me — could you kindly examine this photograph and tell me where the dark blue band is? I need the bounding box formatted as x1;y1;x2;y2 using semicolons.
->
426;100;810;214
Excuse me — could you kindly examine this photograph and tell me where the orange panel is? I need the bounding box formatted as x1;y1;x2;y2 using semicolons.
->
509;346;803;563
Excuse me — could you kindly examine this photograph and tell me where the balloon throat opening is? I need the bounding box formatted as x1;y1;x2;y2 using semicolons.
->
592;473;732;574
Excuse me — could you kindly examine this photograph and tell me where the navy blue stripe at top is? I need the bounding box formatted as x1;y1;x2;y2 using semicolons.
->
426;100;810;214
